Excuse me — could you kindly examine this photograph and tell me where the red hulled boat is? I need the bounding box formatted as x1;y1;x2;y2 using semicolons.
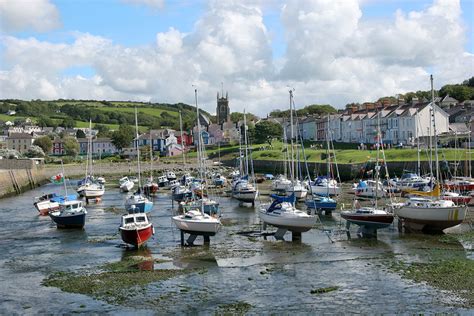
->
119;213;154;248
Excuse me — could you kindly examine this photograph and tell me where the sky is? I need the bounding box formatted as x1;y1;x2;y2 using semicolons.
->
0;0;473;116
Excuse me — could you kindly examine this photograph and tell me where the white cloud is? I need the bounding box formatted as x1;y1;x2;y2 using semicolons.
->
0;0;61;32
121;0;165;10
0;0;472;116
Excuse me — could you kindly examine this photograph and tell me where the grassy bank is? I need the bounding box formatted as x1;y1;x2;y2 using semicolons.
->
198;141;468;164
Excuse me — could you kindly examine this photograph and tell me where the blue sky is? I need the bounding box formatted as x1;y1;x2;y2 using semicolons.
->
0;0;472;114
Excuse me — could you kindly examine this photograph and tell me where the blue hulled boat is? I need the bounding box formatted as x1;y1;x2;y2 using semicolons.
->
305;195;337;212
125;191;153;213
49;200;87;228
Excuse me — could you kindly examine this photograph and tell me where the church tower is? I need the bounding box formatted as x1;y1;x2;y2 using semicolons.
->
216;91;230;125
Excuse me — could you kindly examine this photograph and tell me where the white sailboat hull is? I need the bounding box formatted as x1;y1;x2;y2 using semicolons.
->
120;181;134;192
259;208;315;232
84;188;105;198
232;190;258;203
310;185;340;197
172;216;221;235
395;205;467;232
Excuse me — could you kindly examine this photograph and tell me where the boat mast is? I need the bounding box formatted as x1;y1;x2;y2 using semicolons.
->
375;112;381;209
194;88;203;180
179;110;186;166
134;107;142;190
61;159;68;195
283;129;287;178
416;122;421;176
326;114;331;196
289;90;295;185
149;132;153;181
431;74;440;188
243;109;249;176
89;119;93;177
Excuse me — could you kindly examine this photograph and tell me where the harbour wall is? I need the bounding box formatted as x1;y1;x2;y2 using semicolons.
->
226;159;474;182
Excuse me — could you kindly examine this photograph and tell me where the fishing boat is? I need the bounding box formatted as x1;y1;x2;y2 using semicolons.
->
124;108;154;214
34;193;60;215
157;175;169;188
172;88;222;240
166;171;177;181
341;112;394;236
389;172;431;191
119;176;134;192
395;76;467;233
260;194;315;233
49;200;87;228
119;213;154;248
172;185;193;202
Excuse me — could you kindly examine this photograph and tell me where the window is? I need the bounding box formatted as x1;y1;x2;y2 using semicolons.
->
136;216;146;222
125;217;134;224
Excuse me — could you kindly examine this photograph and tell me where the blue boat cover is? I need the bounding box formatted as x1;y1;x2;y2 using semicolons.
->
314;176;328;184
50;194;78;202
357;180;367;188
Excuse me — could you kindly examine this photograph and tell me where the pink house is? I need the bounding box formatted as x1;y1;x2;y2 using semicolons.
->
166;143;185;157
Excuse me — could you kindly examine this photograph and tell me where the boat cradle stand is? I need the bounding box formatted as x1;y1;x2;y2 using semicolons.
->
345;221;378;238
262;223;302;241
179;230;212;246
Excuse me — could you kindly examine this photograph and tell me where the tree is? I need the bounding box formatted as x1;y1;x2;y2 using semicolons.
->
76;129;86;138
37;116;57;128
230;112;257;123
95;124;111;137
240;123;255;143
25;145;45;158
33;136;53;154
63;137;79;156
111;124;134;151
254;120;283;144
61;117;76;129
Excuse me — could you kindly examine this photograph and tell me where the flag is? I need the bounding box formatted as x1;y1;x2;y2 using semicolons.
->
50;173;64;184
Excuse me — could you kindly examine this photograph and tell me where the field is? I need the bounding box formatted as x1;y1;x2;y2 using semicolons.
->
94;106;179;118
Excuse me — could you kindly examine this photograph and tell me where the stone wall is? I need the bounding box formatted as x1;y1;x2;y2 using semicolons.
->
0;168;48;198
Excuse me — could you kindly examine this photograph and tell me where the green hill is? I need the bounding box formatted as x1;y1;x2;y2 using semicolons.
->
0;99;213;130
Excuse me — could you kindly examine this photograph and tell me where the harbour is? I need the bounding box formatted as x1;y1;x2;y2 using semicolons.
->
0;180;472;314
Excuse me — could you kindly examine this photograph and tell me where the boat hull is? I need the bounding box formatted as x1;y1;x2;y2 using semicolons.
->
35;201;60;215
172;216;220;235
310;185;340;197
84;188;105;199
259;210;314;233
232;190;258;203
125;201;153;213
304;199;337;211
341;213;394;229
49;212;86;228
395;206;467;233
120;225;153;248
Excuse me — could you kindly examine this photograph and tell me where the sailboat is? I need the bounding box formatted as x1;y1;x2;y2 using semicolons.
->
341;112;394;235
394;75;467;233
272;131;292;191
259;90;316;235
124;108;153;213
143;133;159;195
49;161;87;228
309;115;341;197
231;110;258;205
77;120;105;201
172;88;221;238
